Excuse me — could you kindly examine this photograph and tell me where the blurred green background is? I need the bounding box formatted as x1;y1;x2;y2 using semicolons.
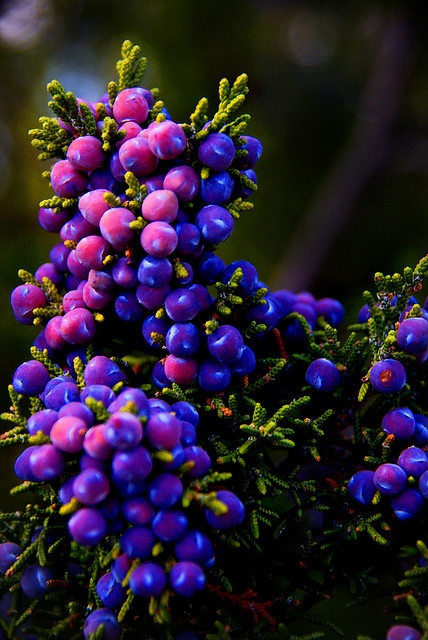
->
0;1;427;636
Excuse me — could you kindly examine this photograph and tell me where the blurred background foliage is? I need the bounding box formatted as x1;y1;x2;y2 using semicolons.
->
0;0;427;413
0;1;427;637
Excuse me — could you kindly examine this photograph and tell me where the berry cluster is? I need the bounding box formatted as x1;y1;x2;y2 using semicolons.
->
12;50;265;399
4;353;245;638
1;40;428;640
348;406;428;520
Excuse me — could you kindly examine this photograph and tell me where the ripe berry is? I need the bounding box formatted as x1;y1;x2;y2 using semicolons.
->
169;561;205;597
305;358;341;392
369;359;406;394
347;470;376;506
396;316;428;355
204;490;245;529
83;608;121;640
373;463;407;496
381;407;415;440
128;562;166;598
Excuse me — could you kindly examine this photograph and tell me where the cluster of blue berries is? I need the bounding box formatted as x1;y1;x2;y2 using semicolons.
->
4;354;245;638
2;40;428;640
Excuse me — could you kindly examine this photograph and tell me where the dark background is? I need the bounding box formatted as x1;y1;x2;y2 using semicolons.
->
0;1;427;636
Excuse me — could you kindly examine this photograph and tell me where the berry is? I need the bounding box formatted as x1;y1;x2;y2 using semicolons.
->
83;608;121;640
200;170;234;204
99;207;136;251
68;507;107;547
147;472;183;508
11;283;47;325
169;561;206;597
397;446;428;478
387;625;422;640
198;359;231;392
163;165;199;202
174;530;215;567
390;487;424;520
20;564;55;599
305;358;341;392
204;490;245;529
113;87;149;124
195;204;234;244
104;412;143;450
128;562;166;598
50;159;88;198
67;135;105;172
120;526;155;559
373;463;407;496
141;189;179;223
147;120;187;160
50;416;88;453
198;132;235;171
140;220;178;257
12;360;50;396
396;316;428;355
96;572;127;609
60;308;97;344
347;470;376;505
381;407;415;440
152;510;189;542
0;542;22;574
206;325;244;364
166;323;200;357
72;468;110;505
369;359;406;394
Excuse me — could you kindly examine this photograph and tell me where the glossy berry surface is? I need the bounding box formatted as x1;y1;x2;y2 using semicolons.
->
305;358;341;392
369;359;407;394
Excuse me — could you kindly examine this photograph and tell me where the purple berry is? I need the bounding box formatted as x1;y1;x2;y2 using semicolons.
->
141;189;179;223
20;564;55;599
113;87;149;124
11;283;47;325
73;468;110;505
120;526;155;559
195;205;234;244
67;135;105;172
369;359;406;394
0;542;22;574
381;407;415;440
198;132;235;171
396;316;428;355
50;159;88;197
387;625;422;640
140;220;178;258
83;608;121;640
128;562;166;598
12;360;50;396
68;507;107;547
163;165;199;202
147;120;187;160
60;308;97;345
347;470;376;505
204;490;245;529
152;510;188;542
373;463;407;496
169;561;205;597
390;487;424;520
305;358;341;392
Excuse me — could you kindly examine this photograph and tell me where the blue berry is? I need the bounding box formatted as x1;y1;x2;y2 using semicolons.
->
369;359;406;394
305;358;341;392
